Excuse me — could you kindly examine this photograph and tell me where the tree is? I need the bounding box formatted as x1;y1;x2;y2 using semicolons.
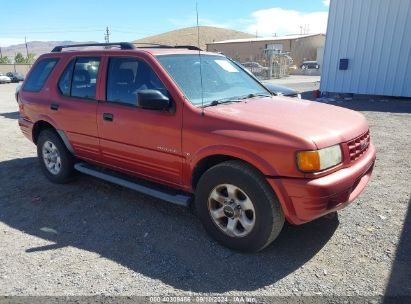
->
14;53;25;64
25;53;36;64
14;52;36;64
0;56;11;64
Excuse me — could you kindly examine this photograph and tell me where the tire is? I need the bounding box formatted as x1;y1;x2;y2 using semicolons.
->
195;160;285;252
37;129;75;183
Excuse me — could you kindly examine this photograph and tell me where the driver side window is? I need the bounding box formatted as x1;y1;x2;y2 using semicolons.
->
106;57;167;106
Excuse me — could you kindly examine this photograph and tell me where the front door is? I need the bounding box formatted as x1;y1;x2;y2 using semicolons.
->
97;56;183;187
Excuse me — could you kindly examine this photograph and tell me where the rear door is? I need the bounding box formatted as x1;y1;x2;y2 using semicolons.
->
49;56;102;161
96;55;183;187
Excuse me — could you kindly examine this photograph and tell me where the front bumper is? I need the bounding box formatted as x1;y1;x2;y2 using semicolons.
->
268;143;376;225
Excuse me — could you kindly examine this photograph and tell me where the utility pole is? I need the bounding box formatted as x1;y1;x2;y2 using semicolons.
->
104;26;110;43
0;47;2;58
24;36;29;59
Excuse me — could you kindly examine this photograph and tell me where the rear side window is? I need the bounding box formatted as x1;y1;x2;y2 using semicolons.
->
58;59;75;96
23;58;59;92
71;57;100;99
58;57;100;99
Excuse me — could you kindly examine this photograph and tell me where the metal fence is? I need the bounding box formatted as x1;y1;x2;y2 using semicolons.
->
241;52;292;80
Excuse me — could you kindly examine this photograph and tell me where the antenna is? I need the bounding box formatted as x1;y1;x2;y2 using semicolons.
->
196;1;205;115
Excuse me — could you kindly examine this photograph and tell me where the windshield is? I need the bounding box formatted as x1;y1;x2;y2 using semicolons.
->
156;54;270;107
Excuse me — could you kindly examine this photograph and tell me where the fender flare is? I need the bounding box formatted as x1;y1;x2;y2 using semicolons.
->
33;116;75;155
189;144;279;177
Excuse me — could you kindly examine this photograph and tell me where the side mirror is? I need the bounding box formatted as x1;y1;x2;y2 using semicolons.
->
137;89;171;111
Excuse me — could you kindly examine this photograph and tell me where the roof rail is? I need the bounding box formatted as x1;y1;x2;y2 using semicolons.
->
133;42;172;48
173;45;202;51
133;43;202;51
51;42;136;52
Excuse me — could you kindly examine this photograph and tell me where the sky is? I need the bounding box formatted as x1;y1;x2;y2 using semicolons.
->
0;0;330;47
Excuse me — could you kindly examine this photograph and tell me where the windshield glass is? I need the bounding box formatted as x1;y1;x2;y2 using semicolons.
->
156;54;270;106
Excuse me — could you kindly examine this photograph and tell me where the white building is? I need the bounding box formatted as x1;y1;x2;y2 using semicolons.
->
320;0;411;97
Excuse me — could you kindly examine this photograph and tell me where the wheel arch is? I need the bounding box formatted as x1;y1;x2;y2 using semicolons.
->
190;147;278;190
32;120;75;155
32;120;56;144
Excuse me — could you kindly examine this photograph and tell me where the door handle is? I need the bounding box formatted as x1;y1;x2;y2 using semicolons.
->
103;113;113;122
50;103;59;111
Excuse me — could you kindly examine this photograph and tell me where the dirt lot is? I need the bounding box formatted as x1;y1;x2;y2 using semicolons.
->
0;82;410;298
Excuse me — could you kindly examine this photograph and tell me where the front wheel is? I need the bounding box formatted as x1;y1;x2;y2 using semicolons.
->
195;160;285;252
37;129;75;183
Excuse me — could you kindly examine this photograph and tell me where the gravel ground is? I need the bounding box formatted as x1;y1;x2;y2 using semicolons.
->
0;82;410;298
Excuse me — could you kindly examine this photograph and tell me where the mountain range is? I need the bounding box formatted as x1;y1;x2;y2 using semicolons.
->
0;41;96;58
0;26;253;58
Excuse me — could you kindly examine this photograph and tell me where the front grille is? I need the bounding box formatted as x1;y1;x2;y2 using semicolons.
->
347;130;370;162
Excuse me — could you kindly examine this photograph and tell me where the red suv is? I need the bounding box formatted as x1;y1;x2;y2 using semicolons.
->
17;43;376;252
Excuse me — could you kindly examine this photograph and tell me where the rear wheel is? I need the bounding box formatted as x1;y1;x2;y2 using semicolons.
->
195;160;285;252
37;129;75;183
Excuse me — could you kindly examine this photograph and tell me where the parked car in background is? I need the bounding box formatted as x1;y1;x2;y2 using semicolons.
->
241;62;269;78
0;72;12;84
262;82;301;99
301;61;320;70
6;72;25;83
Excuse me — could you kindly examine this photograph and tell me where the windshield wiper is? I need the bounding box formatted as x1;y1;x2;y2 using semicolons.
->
204;97;242;107
203;93;271;108
240;93;272;99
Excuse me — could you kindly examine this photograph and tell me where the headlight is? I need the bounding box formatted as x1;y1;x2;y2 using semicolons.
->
297;144;342;172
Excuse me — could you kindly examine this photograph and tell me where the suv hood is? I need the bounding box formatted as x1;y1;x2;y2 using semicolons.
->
205;96;368;149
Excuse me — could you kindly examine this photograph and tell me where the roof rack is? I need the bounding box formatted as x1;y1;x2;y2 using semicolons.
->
173;45;202;51
133;42;171;47
51;42;202;53
51;42;136;52
133;43;202;51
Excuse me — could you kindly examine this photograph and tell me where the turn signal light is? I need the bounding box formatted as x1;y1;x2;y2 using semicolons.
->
297;151;321;171
297;144;342;172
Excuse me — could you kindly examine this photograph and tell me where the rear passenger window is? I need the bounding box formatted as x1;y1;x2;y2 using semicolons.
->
58;60;75;96
71;57;100;99
23;58;59;92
